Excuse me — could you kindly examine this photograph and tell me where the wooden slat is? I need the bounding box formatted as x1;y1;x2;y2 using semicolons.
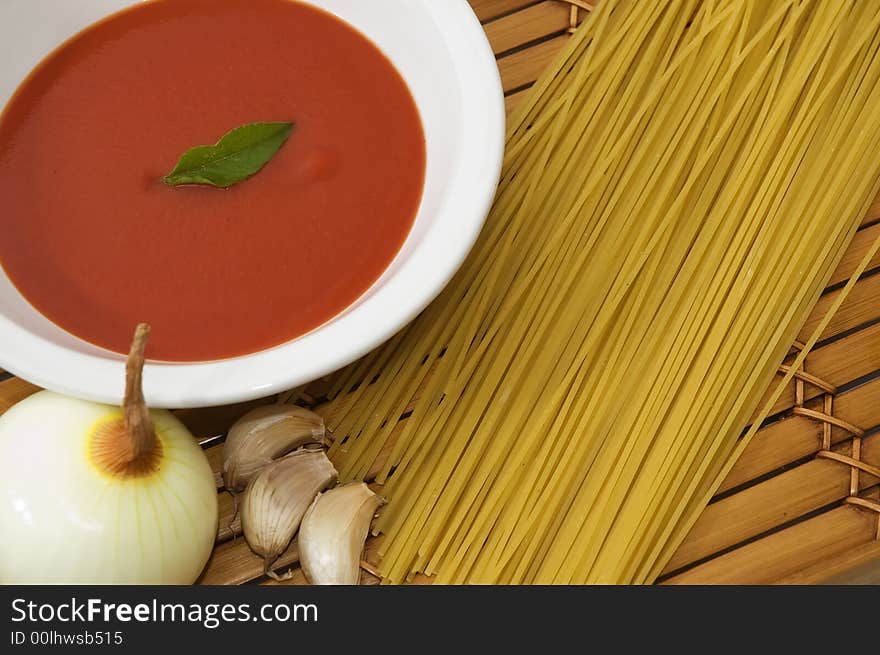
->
261;566;380;586
865;194;880;226
665;430;880;573
498;35;568;92
484;2;572;55
199;537;299;586
505;88;530;114
666;380;880;571
217;491;240;542
206;446;225;489
828;222;880;288
663;487;880;584
0;377;40;409
174;399;272;442
471;0;539;22
261;533;387;586
777;540;880;584
722;364;880;494
800;272;880;343
753;320;880;423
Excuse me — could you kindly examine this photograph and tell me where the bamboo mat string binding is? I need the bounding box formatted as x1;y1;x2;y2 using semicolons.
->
563;1;595;34
782;347;880;539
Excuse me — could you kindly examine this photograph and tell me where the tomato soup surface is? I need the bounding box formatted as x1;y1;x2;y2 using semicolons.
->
0;0;425;361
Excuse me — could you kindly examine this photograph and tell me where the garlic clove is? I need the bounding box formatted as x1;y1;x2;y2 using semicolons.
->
222;404;324;491
299;482;385;585
240;448;337;578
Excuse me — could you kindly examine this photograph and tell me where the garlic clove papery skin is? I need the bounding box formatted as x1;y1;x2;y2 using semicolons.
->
0;391;217;584
241;448;337;572
299;482;384;585
222;405;325;491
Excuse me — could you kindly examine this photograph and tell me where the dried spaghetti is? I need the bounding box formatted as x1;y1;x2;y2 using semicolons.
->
322;0;880;584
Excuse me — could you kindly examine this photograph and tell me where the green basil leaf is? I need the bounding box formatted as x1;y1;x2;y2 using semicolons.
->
163;121;294;188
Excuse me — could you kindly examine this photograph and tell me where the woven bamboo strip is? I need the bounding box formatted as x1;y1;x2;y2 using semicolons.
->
497;35;569;92
667;353;880;574
665;437;880;573
867;195;880;224
205;447;224;489
505;89;529;113
800;274;880;343
216;493;238;541
471;0;538;22
723;367;880;493
663;488;880;584
0;378;39;409
174;399;272;441
261;567;379;586
778;541;880;584
483;1;572;55
753;321;880;421
829;223;880;287
199;538;300;586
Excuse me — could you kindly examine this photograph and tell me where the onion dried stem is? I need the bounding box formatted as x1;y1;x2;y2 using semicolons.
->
123;323;157;463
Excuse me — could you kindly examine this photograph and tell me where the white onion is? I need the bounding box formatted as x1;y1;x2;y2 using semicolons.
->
0;327;217;584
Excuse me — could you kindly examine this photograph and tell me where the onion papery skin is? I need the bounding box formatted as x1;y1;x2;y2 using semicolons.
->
0;391;217;584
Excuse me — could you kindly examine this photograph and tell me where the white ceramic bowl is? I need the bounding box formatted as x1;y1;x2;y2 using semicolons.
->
0;0;504;408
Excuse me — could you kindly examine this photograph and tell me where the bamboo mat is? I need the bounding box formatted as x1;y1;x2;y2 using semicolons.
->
2;0;880;585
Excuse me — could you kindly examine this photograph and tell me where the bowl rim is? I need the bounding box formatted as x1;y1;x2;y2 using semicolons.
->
0;0;506;408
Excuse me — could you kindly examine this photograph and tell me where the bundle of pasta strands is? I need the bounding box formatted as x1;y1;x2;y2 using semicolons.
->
322;0;880;584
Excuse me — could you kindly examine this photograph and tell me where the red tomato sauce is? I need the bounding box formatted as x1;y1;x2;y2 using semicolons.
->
0;0;425;361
